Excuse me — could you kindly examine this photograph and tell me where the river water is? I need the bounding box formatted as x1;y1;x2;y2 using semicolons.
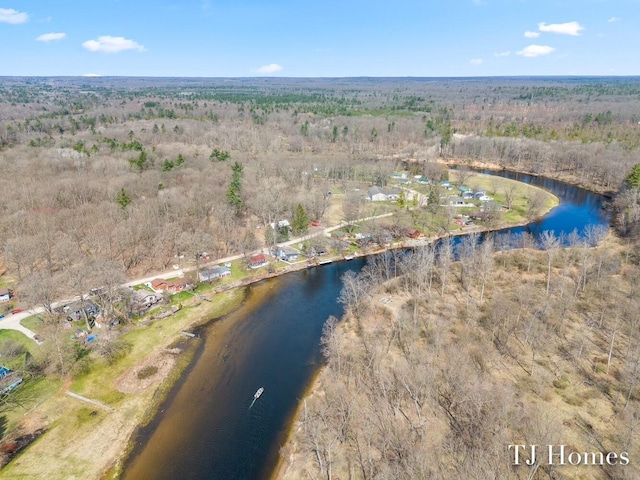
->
122;260;366;480
122;172;610;480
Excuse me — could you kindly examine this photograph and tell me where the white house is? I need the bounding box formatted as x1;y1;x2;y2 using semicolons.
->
0;288;12;303
367;186;402;202
367;186;387;202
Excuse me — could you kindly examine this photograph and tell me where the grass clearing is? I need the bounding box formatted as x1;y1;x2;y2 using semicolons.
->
0;329;35;356
20;315;45;333
69;288;246;403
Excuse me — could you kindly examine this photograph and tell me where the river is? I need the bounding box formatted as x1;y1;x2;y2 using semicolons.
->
122;171;611;480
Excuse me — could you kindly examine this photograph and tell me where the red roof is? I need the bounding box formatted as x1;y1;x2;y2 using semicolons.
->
250;254;267;264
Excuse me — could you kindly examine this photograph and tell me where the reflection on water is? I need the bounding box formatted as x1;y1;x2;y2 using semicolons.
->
123;260;365;480
123;171;610;480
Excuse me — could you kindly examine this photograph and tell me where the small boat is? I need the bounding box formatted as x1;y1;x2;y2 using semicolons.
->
254;387;264;399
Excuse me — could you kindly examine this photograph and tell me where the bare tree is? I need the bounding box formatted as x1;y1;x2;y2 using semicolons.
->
539;230;560;296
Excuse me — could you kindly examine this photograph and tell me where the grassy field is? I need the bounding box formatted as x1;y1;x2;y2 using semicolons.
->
0;288;247;480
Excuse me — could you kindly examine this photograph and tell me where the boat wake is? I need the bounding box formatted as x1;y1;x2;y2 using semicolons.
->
248;387;264;410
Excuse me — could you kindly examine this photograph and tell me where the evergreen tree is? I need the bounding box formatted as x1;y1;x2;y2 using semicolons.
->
292;204;310;236
300;120;310;136
117;188;131;209
210;149;230;161
625;164;640;189
227;161;244;213
397;189;406;209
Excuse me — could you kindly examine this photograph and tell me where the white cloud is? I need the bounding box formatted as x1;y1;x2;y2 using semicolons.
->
524;31;540;38
470;58;483;65
36;32;66;42
0;8;28;24
516;45;556;57
82;73;102;77
538;21;584;36
82;36;146;53
608;17;620;23
257;63;283;74
494;50;511;57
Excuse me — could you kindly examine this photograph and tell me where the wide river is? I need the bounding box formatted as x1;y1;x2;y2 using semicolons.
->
122;171;611;480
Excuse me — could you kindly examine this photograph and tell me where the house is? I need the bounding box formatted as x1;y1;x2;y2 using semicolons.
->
146;278;168;293
375;232;393;245
458;186;471;194
274;247;300;262
462;191;475;199
354;232;373;247
448;196;467;206
331;230;348;241
403;229;421;239
66;302;100;321
269;219;291;230
166;278;190;294
0;366;22;395
199;266;232;282
249;253;269;269
384;188;401;201
367;186;387;202
330;239;350;252
133;290;160;308
145;278;190;294
310;245;328;256
0;288;12;303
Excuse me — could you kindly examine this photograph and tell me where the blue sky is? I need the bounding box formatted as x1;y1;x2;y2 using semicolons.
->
1;0;638;77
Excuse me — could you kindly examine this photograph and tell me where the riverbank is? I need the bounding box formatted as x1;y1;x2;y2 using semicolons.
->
0;172;558;479
0;288;247;479
276;234;634;480
445;157;617;198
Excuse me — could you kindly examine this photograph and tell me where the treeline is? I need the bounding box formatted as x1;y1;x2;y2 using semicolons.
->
284;229;640;479
2;76;640;312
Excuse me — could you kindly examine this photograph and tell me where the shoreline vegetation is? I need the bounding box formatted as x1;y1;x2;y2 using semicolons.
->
0;170;559;479
274;233;640;480
1;76;638;480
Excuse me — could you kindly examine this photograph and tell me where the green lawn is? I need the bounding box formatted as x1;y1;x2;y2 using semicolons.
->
70;288;246;403
20;315;46;333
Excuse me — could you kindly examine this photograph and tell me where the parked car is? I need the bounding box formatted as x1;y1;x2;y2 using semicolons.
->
10;309;23;315
0;314;5;319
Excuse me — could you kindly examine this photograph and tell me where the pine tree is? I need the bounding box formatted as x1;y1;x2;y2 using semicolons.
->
397;189;406;208
292;204;310;236
227;161;244;213
117;188;131;209
625;164;640;189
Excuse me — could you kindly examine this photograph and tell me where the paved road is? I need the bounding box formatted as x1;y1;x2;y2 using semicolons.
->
1;309;42;340
1;210;400;341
